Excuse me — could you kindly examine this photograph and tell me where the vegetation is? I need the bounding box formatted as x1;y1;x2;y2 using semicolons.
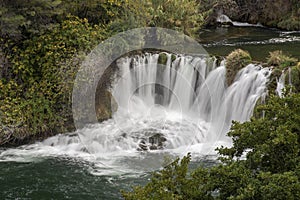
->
122;92;300;199
267;51;299;95
225;49;252;86
0;16;106;145
267;50;298;68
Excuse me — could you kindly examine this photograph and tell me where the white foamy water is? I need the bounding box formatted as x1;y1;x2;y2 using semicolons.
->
0;53;271;175
276;70;286;97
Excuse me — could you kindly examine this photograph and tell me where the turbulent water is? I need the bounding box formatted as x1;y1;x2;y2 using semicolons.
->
0;53;271;176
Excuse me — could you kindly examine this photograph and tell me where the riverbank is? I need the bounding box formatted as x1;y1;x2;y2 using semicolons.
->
205;0;300;31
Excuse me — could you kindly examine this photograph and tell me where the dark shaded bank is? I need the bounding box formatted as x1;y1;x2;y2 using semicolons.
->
206;0;300;30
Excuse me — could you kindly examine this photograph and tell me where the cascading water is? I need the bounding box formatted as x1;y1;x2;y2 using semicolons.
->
0;53;271;175
276;67;293;97
276;70;286;97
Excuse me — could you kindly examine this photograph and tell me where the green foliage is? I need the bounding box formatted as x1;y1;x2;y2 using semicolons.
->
62;0;128;25
0;16;107;145
267;50;298;68
0;0;63;39
286;63;300;92
123;93;300;199
109;0;205;37
122;153;197;200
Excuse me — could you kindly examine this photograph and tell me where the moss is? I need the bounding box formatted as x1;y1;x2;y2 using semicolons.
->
267;68;283;95
266;51;298;94
158;53;168;65
285;65;300;93
267;50;298;68
171;54;176;62
225;49;252;86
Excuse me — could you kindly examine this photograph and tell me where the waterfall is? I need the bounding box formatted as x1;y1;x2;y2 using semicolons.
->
276;67;293;97
276;70;285;97
216;14;263;27
76;53;269;156
0;53;271;174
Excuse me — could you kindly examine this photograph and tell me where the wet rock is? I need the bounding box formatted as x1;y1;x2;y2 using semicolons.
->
138;140;148;151
137;133;167;151
158;53;168;65
216;14;233;27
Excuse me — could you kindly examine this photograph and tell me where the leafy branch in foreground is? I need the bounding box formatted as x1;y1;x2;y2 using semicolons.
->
122;93;300;199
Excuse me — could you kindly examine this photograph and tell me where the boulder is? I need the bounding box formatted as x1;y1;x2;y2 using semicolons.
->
137;133;167;151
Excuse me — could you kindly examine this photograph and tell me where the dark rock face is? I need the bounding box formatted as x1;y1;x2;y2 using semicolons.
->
137;133;167;151
207;0;299;30
95;61;119;122
216;14;234;27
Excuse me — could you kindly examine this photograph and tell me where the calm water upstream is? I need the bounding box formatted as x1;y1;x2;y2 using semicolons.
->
0;26;299;200
200;26;300;61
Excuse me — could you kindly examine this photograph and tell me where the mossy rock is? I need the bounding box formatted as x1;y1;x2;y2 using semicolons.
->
158;53;168;65
267;50;297;68
171;54;176;62
158;53;177;65
225;49;252;86
268;68;284;95
266;52;298;95
285;65;300;92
